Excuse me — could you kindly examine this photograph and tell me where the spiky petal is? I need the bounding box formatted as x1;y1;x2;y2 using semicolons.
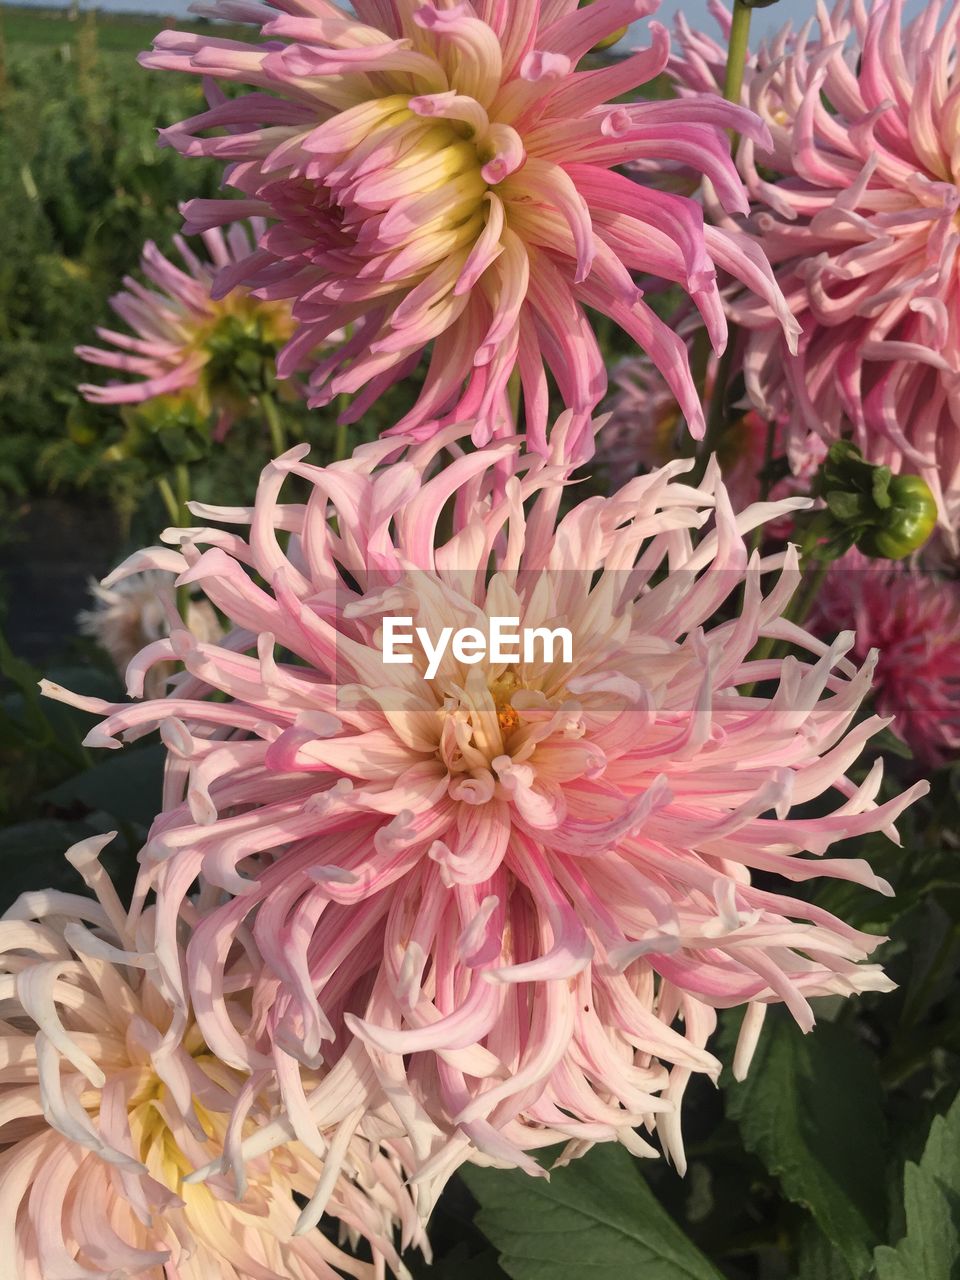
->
45;422;924;1180
140;0;798;459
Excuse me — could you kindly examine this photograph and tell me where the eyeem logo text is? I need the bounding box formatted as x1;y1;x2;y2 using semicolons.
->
382;617;574;680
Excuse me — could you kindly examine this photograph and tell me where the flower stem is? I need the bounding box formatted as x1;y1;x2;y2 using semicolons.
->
692;336;736;485
692;0;752;480
507;366;522;427
335;394;350;461
174;463;190;526
723;0;753;111
156;476;181;527
787;558;828;632
743;558;828;691
259;391;286;457
173;463;192;621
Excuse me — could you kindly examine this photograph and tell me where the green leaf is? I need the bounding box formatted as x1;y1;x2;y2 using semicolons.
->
0;818;97;905
873;1092;960;1280
797;1222;854;1280
871;465;893;509
825;490;867;522
722;1009;887;1277
44;743;164;826
463;1143;724;1280
409;1241;508;1280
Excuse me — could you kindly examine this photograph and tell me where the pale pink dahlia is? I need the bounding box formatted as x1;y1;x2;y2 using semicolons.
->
671;0;960;545
0;833;426;1278
77;221;295;437
140;0;798;458
79;569;222;699
602;351;825;518
813;552;960;769
45;424;926;1177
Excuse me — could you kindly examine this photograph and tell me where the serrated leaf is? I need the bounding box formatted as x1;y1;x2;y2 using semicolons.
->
722;1009;887;1278
464;1143;724;1280
873;1092;960;1280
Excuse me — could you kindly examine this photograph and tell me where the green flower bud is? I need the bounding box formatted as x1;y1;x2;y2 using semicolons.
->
802;441;938;561
858;474;938;559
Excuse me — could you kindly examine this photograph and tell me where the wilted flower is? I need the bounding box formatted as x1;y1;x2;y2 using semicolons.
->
671;0;960;545
79;569;222;699
45;423;925;1178
77;221;296;439
813;552;960;768
141;0;797;458
0;833;426;1279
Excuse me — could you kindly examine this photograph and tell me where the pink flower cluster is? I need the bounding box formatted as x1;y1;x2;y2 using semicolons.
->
814;551;960;768
77;221;295;438
671;0;960;546
16;0;952;1273
44;426;924;1201
140;0;797;456
601;350;825;522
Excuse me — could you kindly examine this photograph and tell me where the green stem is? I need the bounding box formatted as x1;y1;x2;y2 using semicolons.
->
692;336;736;484
693;0;752;481
736;417;779;616
334;393;350;462
689;327;713;406
259;391;286;457
723;0;753;129
747;417;778;556
507;366;522;427
742;558;828;694
174;463;190;525
757;417;777;505
155;476;180;527
173;464;192;621
786;558;828;633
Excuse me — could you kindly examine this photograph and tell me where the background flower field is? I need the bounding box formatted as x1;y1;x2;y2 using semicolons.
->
0;5;957;1279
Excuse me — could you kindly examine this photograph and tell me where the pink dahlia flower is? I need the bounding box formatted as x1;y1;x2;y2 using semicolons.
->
140;0;798;458
601;351;825;523
45;423;925;1178
671;0;960;546
77;220;295;438
79;569;222;699
0;832;426;1279
813;552;960;769
602;352;827;550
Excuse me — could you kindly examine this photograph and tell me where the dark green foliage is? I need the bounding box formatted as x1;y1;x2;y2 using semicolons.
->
464;1144;725;1280
873;1093;960;1280
0;9;225;498
721;1011;888;1277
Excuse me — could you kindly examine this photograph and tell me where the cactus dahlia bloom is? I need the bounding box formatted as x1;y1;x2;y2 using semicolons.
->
600;351;826;521
79;570;222;699
140;0;798;459
670;0;960;546
77;221;295;438
45;422;926;1179
813;552;960;769
0;833;425;1279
